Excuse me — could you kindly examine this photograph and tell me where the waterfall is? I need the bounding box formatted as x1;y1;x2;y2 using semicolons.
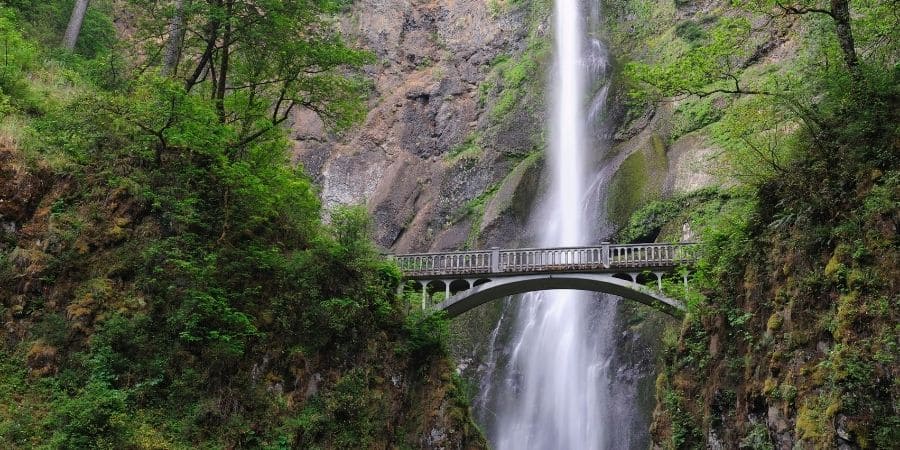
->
474;1;643;448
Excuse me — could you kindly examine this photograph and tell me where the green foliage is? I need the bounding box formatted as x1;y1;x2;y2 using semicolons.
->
616;187;727;243
47;381;132;449
0;7;38;112
706;95;800;184
130;0;373;134
625;17;753;100
293;369;387;448
70;2;117;58
613;0;899;445
0;352;44;447
670;95;725;140
661;386;702;447
738;422;773;450
329;205;378;265
0;2;483;448
400;311;450;362
674;20;706;45
486;35;548;122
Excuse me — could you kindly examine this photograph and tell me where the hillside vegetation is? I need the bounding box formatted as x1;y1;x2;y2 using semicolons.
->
607;0;898;447
0;1;484;448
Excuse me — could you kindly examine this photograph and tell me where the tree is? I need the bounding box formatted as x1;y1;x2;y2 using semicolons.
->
131;0;372;151
62;0;90;50
626;0;894;101
161;0;189;76
764;0;858;70
625;17;761;100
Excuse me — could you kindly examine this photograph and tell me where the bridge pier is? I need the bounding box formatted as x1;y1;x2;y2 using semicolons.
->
627;272;638;286
601;241;610;268
654;271;664;291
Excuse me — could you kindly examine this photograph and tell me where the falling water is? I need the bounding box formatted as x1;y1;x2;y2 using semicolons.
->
474;0;642;448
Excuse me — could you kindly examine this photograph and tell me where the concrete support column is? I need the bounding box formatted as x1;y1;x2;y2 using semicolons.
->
396;283;407;313
628;272;638;285
491;247;500;272
601;242;610;268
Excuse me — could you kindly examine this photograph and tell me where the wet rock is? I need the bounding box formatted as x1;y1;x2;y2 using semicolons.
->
479;155;543;243
767;406;794;449
304;372;322;399
835;414;857;449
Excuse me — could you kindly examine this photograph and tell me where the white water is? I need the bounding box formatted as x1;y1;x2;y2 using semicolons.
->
474;1;637;448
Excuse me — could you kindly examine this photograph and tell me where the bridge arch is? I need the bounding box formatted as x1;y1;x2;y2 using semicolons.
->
448;279;471;294
433;274;685;318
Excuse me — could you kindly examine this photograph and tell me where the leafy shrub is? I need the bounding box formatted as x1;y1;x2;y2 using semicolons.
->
294;369;385;448
399;311;450;362
0;8;38;109
47;381;133;449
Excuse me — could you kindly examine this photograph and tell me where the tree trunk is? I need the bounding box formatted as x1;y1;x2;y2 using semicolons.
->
184;0;222;93
161;0;189;76
215;0;233;122
62;0;91;50
830;0;859;70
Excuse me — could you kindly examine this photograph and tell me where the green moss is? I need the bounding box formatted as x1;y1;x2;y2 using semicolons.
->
670;96;726;141
606;136;669;229
617;187;731;243
491;89;519;121
674;20;707;45
445;133;482;165
824;254;843;279
834;291;866;341
461;183;500;248
766;312;782;333
795;396;833;446
483;8;550;123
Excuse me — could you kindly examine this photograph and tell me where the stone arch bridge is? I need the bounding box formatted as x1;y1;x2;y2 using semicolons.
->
392;243;698;318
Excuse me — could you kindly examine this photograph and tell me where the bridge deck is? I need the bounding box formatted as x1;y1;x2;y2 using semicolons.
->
393;242;698;279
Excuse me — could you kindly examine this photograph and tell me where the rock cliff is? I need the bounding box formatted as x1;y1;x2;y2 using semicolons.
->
295;0;548;253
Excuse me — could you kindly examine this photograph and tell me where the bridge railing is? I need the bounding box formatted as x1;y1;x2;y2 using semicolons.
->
500;247;603;272
608;243;698;267
392;249;494;277
394;243;699;278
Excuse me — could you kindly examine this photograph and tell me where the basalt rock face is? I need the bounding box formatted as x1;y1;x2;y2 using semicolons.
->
294;0;543;253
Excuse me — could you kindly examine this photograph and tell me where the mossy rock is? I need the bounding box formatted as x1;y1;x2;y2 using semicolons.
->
606;134;668;229
481;153;543;232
